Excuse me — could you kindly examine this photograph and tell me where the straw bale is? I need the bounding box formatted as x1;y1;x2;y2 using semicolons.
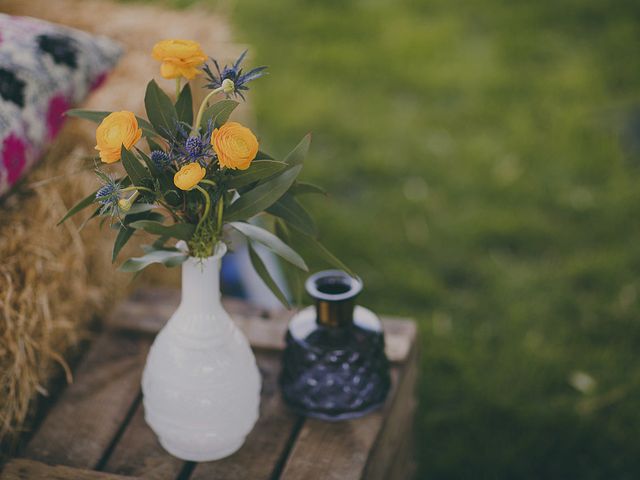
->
0;0;246;450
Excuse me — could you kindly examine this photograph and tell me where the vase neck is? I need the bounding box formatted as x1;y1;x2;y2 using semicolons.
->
305;270;363;328
180;244;227;311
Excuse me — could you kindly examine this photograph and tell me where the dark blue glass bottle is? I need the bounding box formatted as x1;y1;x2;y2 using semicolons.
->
280;270;390;421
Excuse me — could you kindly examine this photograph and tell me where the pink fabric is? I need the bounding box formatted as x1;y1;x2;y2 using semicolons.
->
2;134;27;185
46;94;70;139
0;13;122;197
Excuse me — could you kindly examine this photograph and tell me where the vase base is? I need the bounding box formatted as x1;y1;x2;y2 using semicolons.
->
158;435;245;462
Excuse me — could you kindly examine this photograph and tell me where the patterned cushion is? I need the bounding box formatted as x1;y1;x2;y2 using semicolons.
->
0;14;122;196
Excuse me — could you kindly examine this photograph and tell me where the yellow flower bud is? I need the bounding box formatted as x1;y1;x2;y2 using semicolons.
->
174;163;206;191
221;78;235;94
211;122;259;171
95;111;142;164
118;198;132;211
151;39;207;80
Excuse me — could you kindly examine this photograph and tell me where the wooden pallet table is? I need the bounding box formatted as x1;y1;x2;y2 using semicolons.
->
1;288;418;480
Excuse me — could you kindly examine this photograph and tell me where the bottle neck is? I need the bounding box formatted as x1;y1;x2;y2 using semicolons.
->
315;298;355;328
180;243;227;311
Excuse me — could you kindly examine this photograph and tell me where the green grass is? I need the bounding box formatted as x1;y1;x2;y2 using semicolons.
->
142;0;640;477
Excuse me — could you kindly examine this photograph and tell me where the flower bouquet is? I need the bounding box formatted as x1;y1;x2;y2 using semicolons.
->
59;39;349;461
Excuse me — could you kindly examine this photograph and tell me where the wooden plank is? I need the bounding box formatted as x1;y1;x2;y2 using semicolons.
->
277;368;400;480
0;459;136;480
109;288;416;363
190;351;301;480
100;404;184;479
23;331;149;470
363;341;419;479
278;340;419;479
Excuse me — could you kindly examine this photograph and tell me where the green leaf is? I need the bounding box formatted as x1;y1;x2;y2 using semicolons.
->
66;109;157;138
248;242;290;309
121;146;150;187
255;150;274;160
128;220;195;241
144;80;178;139
224;164;302;221
295;232;355;277
199;99;239;130
57;188;97;225
227;160;287;189
119;249;187;272
147;137;165;152
124;211;164;225
78;206;101;231
290;181;327;196
175;83;193;125
273;220;304;306
135;148;159;176
112;225;135;262
124;203;157;215
284;134;311;168
267;193;317;237
229;221;307;271
164;189;182;206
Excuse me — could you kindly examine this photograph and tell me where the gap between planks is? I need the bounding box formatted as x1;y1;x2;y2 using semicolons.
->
10;289;417;480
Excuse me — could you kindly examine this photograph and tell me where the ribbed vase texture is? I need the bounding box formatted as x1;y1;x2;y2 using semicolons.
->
141;243;261;461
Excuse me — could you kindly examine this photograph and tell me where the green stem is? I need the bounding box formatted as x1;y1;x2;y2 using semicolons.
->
192;85;225;135
175;78;181;99
200;179;217;187
216;195;224;236
195;185;211;231
121;185;154;193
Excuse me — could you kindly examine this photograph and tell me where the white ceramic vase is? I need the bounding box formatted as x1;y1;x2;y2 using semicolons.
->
141;243;261;461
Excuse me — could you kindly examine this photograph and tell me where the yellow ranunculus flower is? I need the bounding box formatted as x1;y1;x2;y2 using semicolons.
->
211;122;259;171
95;111;142;164
151;39;207;80
174;163;206;190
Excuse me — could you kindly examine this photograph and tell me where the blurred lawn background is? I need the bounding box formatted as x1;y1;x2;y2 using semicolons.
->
139;0;639;477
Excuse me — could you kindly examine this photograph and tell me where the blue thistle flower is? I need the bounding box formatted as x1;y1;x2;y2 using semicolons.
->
203;50;267;100
164;121;216;167
95;183;117;204
93;170;122;218
150;150;171;170
185;136;203;159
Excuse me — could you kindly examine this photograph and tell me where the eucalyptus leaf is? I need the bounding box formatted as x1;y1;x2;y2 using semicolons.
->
227;160;287;189
147;137;165;153
119;249;187;272
144;80;178;139
128;220;195;241
294;231;355;277
248;242;290;308
164;189;182;206
255;150;274;160
57;187;98;225
78;206;101;231
284;134;311;168
199;99;239;130
229;221;307;271
112;225;134;262
267;193;317;237
224;164;302;221
123;203;156;215
124;211;164;225
120;146;150;187
66;109;157;138
175;83;193;125
135;148;159;175
290;181;327;196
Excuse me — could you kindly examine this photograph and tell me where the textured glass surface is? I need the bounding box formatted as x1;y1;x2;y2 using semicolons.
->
280;305;390;421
